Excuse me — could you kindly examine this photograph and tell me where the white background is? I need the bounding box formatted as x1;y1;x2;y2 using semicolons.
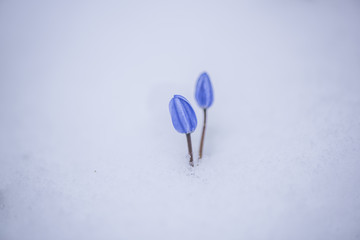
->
1;0;360;239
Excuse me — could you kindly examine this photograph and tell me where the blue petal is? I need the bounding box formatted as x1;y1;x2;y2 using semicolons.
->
195;72;214;109
169;95;197;134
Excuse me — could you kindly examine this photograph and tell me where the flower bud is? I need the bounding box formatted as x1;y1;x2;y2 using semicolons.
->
169;95;197;134
195;72;214;109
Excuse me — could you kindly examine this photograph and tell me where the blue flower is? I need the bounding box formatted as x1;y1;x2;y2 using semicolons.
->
169;95;197;134
195;72;214;109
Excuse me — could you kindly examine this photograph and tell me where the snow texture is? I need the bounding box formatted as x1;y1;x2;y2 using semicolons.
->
1;0;360;239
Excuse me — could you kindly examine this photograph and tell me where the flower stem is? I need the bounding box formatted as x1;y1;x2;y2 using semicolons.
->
186;133;194;167
199;108;207;159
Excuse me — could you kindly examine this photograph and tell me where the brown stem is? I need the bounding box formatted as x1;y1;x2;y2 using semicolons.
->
186;133;194;167
199;108;207;159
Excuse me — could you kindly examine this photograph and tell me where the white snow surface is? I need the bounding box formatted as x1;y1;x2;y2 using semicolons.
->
1;0;360;239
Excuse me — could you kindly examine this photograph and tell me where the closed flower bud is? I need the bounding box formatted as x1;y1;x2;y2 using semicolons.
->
195;72;214;109
169;95;197;134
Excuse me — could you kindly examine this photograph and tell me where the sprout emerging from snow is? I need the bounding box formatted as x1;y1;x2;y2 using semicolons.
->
195;72;214;159
169;95;197;166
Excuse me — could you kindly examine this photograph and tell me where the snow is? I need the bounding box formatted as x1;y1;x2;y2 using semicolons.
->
1;0;360;239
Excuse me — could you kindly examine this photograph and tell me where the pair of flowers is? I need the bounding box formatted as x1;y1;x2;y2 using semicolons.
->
169;72;214;167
